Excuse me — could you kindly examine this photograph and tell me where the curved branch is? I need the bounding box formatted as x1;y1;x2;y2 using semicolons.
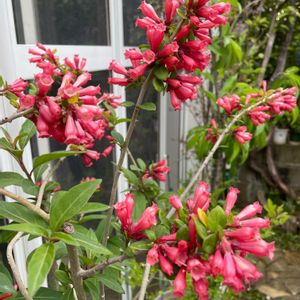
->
0;108;34;126
7;232;32;300
0;188;50;221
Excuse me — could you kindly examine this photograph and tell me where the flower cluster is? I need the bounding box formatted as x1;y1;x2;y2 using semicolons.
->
143;159;170;182
108;0;230;110
211;86;298;145
129;182;274;299
5;43;121;166
114;193;159;240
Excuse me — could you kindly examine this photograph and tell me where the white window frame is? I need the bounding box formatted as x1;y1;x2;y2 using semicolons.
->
0;0;181;298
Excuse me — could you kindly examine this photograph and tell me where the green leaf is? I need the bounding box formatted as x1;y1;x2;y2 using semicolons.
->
84;278;100;300
130;240;152;251
220;75;238;96
50;180;101;230
0;75;4;87
12;288;63;299
152;77;164;92
0;223;49;237
202;233;217;254
97;273;124;294
33;151;83;170
122;169;139;185
33;164;48;182
121;101;134;107
72;231;112;256
0;202;47;226
176;224;189;241
18;120;36;149
111;130;124;146
0;273;15;294
139;102;157;111
229;141;240;164
153;66;169;81
0;172;25;188
0;138;23;158
176;7;187;19
55;270;72;285
132;192;147;221
79;202;109;214
137;158;146;171
207;206;227;233
192;216;207;240
51;232;79;246
5;91;19;108
28;244;55;296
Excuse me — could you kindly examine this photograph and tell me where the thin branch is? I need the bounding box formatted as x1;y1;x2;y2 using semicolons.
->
67;245;87;300
138;263;151;300
0;108;34;126
127;148;138;169
36;159;63;208
0;188;49;221
78;252;139;278
7;232;32;300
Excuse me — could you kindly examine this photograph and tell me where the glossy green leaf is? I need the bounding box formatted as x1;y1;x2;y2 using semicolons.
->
28;244;55;296
18;120;36;149
139;102;157;111
176;224;189;241
0;223;49;237
153;66;169;81
33;151;83;170
84;278;100;300
72;231;112;256
12;288;63;299
130;240;152;251
97;273;124;294
0;273;15;294
50;180;101;230
79;201;108;214
0;202;47;226
51;232;79;246
202;233;217;254
152;77;164;92
121;101;134;107
33;164;48;182
207;206;227;233
111;131;124;146
192;216;207;240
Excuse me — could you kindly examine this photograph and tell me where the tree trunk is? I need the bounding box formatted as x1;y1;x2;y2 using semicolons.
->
269;0;296;85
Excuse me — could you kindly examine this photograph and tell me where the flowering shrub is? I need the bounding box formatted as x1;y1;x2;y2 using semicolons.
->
0;1;298;300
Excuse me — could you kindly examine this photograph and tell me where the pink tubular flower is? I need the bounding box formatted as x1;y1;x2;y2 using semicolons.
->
130;203;159;237
147;244;159;265
139;1;162;23
233;126;253;144
169;195;183;210
225;227;259;241
19;94;35;110
146;23;166;52
225;187;240;215
7;78;28;96
114;193;134;232
216;94;240;114
240;218;270;228
36;74;54;96
235;201;263;220
233;255;262;283
210;248;223;277
247;106;270;126
232;240;275;260
149;159;170;182
187;259;206;281
193;278;209;299
268;88;297;114
188;181;211;213
159;252;174;276
165;0;179;25
173;268;186;298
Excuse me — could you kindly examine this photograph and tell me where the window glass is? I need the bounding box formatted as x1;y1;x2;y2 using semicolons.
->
12;0;110;45
123;0;163;46
126;85;159;163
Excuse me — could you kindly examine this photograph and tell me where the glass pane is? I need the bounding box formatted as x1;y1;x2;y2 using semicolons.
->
123;0;163;46
12;0;110;45
126;85;159;163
